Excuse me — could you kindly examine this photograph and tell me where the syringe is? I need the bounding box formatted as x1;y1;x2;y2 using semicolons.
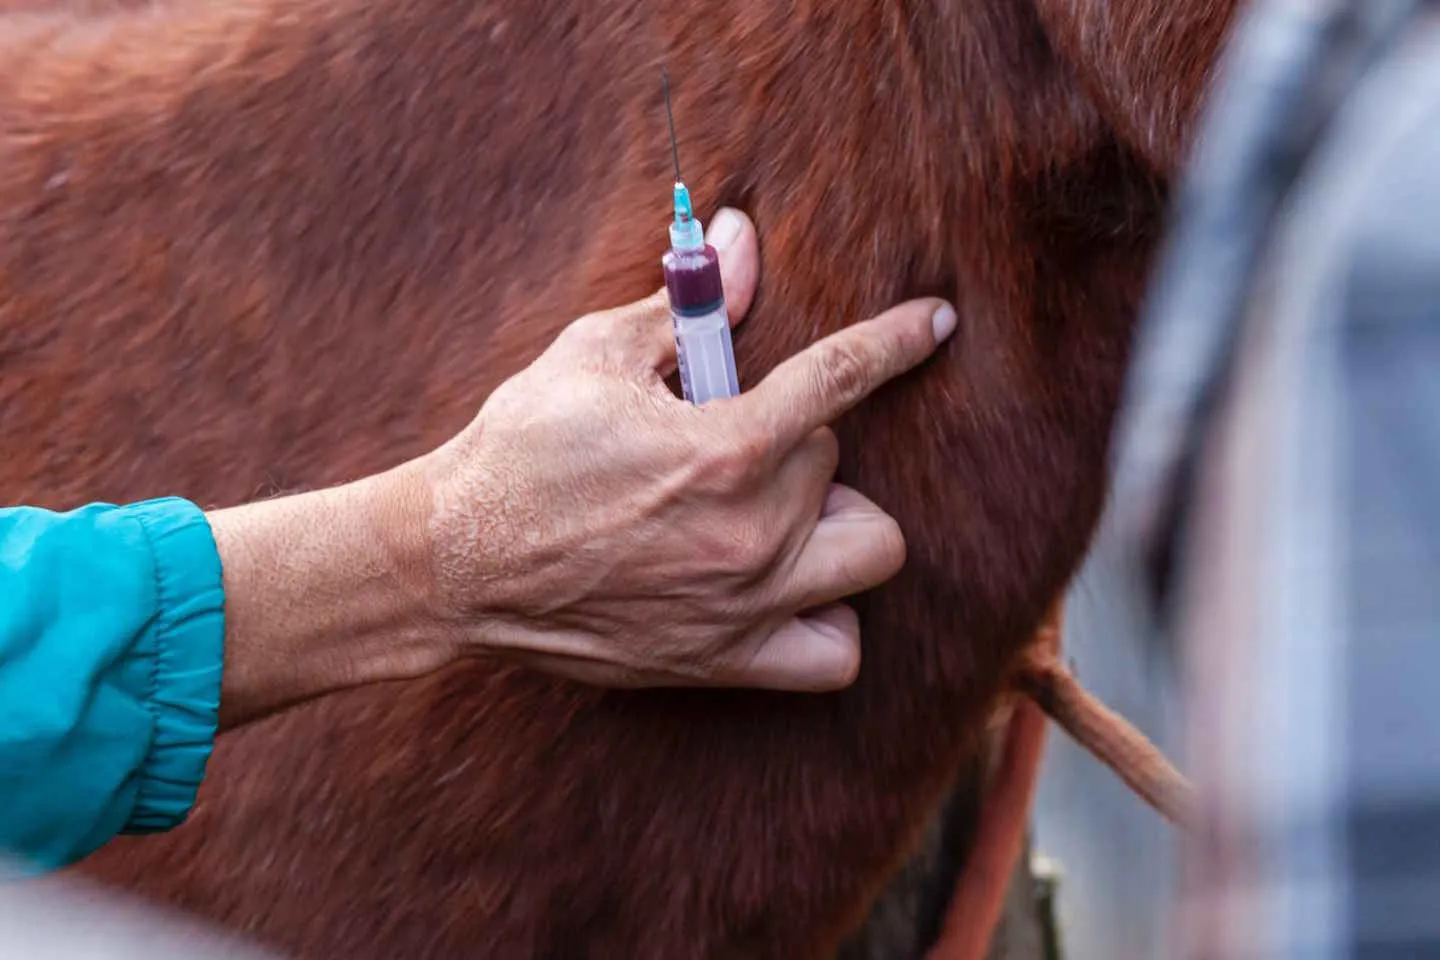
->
660;69;741;406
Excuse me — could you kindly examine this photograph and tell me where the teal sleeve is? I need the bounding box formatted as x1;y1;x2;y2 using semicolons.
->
0;497;225;872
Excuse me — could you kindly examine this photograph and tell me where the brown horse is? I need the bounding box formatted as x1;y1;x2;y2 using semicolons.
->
0;0;1239;956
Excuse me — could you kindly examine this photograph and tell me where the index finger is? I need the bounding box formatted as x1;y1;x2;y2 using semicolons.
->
737;298;957;451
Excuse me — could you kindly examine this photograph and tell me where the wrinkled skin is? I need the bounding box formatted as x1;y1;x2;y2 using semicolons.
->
0;0;1241;956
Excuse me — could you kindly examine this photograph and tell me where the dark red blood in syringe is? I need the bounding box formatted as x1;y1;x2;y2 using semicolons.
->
663;244;724;313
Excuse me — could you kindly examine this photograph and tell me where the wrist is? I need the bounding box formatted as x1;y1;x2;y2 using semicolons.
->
411;437;536;655
345;457;444;628
206;457;455;729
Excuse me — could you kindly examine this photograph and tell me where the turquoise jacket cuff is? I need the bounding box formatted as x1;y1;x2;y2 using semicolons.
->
0;496;225;871
122;497;227;834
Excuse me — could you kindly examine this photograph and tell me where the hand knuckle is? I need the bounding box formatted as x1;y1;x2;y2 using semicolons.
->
705;431;770;487
609;294;667;341
613;290;670;330
637;288;671;319
814;342;872;406
553;311;610;354
728;525;777;579
569;310;611;338
688;521;764;582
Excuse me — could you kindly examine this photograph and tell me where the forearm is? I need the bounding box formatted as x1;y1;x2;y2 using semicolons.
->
206;459;450;730
0;462;462;872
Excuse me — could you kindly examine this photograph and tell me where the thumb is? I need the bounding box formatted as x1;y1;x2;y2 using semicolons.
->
703;207;760;323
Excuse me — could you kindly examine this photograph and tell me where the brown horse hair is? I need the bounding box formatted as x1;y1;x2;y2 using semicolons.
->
1;0;1236;955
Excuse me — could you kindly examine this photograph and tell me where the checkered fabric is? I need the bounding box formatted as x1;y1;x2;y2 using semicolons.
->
1112;7;1440;956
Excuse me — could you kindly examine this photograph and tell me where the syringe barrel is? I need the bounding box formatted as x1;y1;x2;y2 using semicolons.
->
662;244;740;405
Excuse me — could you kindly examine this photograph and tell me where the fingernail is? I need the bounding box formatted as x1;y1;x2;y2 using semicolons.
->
931;302;958;343
706;208;743;251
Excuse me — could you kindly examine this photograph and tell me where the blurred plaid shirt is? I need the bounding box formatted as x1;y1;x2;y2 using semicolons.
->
1134;14;1440;957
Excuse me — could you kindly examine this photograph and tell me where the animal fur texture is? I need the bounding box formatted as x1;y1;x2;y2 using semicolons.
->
0;0;1240;956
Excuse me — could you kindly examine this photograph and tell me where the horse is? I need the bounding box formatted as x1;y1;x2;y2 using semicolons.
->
0;0;1239;955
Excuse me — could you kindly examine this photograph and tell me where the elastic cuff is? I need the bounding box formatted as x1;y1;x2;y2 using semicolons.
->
122;497;226;833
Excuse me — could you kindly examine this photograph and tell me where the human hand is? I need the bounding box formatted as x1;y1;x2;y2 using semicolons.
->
204;208;955;728
417;208;958;692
